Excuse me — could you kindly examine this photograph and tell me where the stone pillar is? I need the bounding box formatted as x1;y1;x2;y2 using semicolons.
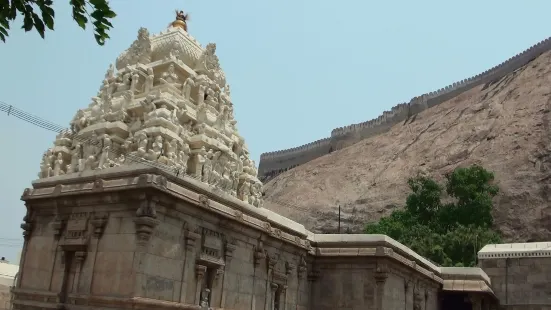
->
264;256;277;310
220;242;236;308
469;294;482;310
374;266;388;310
195;265;207;305
404;281;411;310
71;251;87;293
181;227;200;304
210;268;224;307
281;285;288;310
270;283;278;310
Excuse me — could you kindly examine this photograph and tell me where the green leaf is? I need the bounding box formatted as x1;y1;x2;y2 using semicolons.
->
41;10;54;30
73;12;88;29
22;14;33;32
0;25;8;36
0;31;5;42
31;12;45;38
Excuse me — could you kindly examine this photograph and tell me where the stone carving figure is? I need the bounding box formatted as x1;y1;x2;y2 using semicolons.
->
115;73;132;93
130;71;140;93
182;77;195;100
70;110;88;133
199;288;210;308
197;84;207;105
116;27;152;69
202;149;214;183
39;149;54;178
205;88;218;108
53;153;64;176
194;147;207;179
195;43;221;76
178;143;191;174
70;144;82;173
209;151;223;186
238;180;251;203
145;68;154;93
159;64;181;88
104;64;115;80
221;160;232;192
98;134;112;169
136;131;149;158
149;135;163;161
230;165;240;197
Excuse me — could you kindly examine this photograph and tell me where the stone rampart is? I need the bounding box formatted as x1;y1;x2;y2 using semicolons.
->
258;137;332;181
259;36;551;181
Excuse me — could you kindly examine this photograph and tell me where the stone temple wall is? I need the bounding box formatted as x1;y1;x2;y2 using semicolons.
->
12;166;497;310
258;36;551;181
478;243;551;309
0;285;11;310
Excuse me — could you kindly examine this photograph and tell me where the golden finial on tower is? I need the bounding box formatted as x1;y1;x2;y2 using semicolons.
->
170;9;189;31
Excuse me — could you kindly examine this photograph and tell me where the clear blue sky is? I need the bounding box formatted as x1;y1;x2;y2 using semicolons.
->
1;0;550;262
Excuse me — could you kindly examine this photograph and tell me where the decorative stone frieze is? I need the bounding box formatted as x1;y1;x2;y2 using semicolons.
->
196;264;207;279
20;209;33;239
198;227;225;266
59;212;91;251
224;239;237;262
285;261;295;276
198;194;210;208
92;178;104;191
297;254;307;279
90;212;108;238
134;216;160;246
254;238;266;267
50;215;65;239
185;223;201;251
267;253;279;270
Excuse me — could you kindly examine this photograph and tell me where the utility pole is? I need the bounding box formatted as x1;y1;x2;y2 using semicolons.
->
338;205;341;234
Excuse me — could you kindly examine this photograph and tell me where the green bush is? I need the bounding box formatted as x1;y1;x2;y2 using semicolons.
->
365;165;501;267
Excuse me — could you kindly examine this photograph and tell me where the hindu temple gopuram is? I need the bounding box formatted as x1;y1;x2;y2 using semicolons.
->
11;11;551;310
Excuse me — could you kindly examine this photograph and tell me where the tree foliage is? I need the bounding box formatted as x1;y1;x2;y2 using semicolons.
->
365;165;501;267
0;0;116;45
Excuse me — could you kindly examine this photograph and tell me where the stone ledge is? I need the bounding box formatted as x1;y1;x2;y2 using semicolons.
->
315;246;444;284
24;166;311;250
12;289;201;310
442;279;495;296
478;242;551;259
440;267;491;285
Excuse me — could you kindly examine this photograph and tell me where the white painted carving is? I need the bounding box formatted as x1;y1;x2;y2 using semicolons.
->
38;23;263;206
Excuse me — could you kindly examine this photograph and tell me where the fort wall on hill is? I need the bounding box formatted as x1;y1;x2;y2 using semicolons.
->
258;37;551;182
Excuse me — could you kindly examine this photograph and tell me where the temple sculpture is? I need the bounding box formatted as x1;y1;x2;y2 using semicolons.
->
37;13;263;207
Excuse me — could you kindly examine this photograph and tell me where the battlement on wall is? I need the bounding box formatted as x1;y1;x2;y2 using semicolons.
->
258;36;551;181
259;137;332;160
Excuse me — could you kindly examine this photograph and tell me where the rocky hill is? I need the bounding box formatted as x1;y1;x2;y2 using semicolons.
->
263;50;551;242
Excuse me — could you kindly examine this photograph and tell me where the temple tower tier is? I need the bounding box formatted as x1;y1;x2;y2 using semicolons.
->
37;13;263;207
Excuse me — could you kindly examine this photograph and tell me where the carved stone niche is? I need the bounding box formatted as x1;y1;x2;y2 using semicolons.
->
90;212;108;238
134;193;160;246
254;238;266;267
297;254;307;279
224;239;237;263
58;212;90;252
197;227;225;268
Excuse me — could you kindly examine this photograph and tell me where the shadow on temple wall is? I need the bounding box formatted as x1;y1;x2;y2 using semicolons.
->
258;37;551;181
